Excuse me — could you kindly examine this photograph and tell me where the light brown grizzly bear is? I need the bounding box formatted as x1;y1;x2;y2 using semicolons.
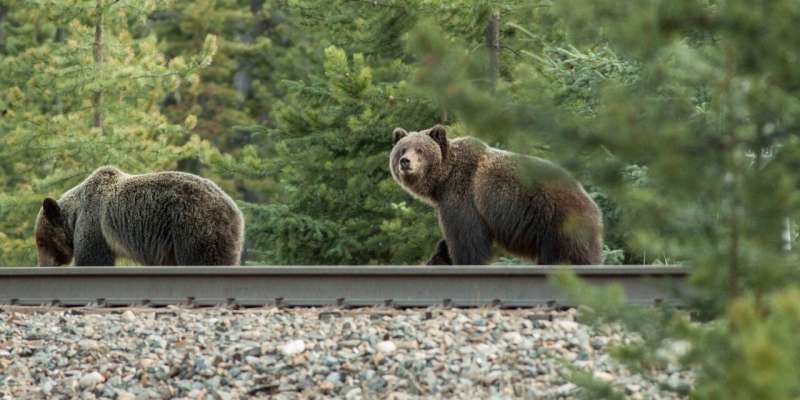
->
390;125;603;265
34;166;244;266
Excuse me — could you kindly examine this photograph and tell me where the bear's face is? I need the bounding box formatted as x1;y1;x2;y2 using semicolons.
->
390;125;449;200
34;198;73;266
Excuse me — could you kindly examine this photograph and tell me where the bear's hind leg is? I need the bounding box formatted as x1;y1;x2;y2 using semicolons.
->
173;235;241;266
174;243;240;266
439;206;493;265
538;233;600;265
426;239;453;265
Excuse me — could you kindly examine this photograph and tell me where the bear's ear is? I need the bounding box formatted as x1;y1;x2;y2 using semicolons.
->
42;198;64;226
392;128;408;145
428;124;448;158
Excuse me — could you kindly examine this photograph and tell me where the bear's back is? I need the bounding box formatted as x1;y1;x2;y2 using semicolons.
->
111;171;236;218
100;170;243;265
484;149;602;261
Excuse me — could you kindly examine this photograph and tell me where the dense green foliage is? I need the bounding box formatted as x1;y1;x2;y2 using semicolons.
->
542;1;800;398
3;1;800;395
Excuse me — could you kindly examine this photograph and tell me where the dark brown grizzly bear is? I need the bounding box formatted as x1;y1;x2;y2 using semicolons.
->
390;125;603;265
34;166;244;266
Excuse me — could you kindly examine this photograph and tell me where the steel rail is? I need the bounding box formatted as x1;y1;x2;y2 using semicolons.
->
0;266;689;308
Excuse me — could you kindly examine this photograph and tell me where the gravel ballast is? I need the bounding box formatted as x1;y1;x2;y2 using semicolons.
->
0;307;692;399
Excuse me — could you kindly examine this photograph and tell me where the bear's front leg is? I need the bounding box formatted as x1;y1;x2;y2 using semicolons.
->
426;239;452;265
74;241;115;266
438;204;493;265
73;217;116;266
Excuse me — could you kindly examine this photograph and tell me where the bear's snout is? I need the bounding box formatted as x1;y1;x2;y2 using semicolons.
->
400;157;411;171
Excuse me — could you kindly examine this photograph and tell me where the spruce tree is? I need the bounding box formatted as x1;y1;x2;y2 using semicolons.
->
231;1;442;264
152;0;270;151
239;44;441;264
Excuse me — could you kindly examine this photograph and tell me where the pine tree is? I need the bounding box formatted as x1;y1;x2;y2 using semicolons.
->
151;0;271;151
0;0;217;265
214;0;441;264
239;44;441;264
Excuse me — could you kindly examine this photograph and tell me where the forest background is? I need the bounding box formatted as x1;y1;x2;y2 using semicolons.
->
0;0;636;265
3;1;800;396
0;0;643;266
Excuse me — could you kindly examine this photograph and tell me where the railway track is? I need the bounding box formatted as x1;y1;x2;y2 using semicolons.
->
0;266;688;308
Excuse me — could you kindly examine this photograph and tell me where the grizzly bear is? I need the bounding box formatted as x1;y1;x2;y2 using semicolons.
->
390;125;603;265
35;166;244;266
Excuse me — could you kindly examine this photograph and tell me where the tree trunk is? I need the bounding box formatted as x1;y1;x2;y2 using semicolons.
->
783;218;792;251
92;0;104;130
728;203;739;299
0;5;7;45
485;11;500;93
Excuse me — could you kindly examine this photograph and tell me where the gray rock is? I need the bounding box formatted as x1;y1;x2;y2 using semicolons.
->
121;311;136;323
344;387;362;399
0;308;693;399
79;339;99;350
280;339;306;356
79;371;105;388
115;390;136;400
322;356;339;366
625;383;642;394
216;390;233;400
554;383;577;396
376;341;397;354
325;372;342;383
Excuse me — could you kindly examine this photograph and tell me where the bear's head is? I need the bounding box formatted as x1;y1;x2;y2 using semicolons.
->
34;198;73;266
390;124;449;201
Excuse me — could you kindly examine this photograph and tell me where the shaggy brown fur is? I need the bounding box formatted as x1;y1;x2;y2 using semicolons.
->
35;166;244;266
390;125;603;265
